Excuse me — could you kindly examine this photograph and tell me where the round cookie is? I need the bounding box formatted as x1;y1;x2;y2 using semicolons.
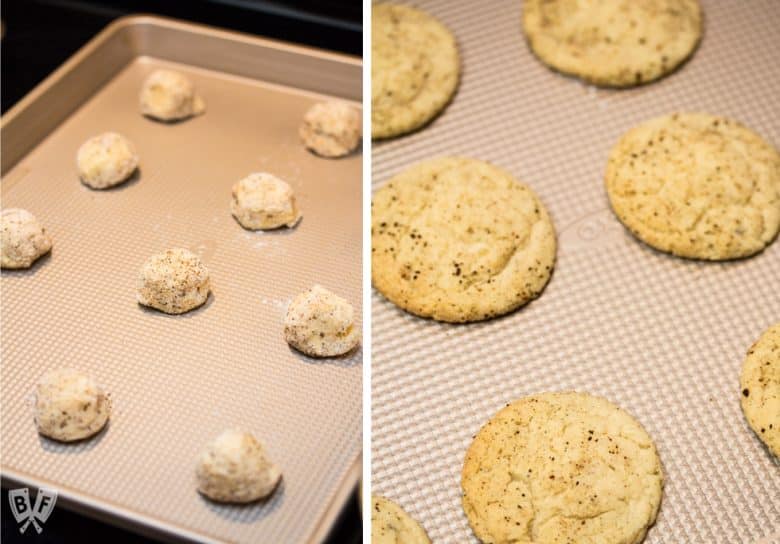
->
522;0;702;87
76;132;139;189
372;157;556;323
1;208;53;269
230;173;301;230
140;69;205;122
462;392;663;544
299;101;361;158
196;429;281;503
137;248;211;314
33;368;110;442
605;113;780;260
371;495;431;544
372;4;459;139
740;323;779;457
284;285;360;357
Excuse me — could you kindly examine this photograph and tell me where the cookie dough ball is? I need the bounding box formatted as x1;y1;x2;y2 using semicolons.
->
372;157;556;323
196;429;282;503
606;113;780;260
740;323;779;457
372;495;431;544
76;132;139;189
372;4;460;138
523;0;702;87
299;101;361;158
1;209;53;269
33;369;110;442
284;285;360;357
139;69;205;121
137;248;210;314
231;173;301;230
462;392;663;544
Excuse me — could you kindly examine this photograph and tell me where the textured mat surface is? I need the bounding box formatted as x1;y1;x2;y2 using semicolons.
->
372;1;780;542
1;57;362;543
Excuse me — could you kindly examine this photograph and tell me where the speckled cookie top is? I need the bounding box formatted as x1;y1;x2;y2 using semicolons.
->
372;157;556;323
372;495;431;544
740;323;780;457
462;392;663;544
523;0;701;87
372;3;459;138
606;113;780;260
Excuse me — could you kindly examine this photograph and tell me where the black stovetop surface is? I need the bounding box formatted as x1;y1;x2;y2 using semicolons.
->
1;1;361;542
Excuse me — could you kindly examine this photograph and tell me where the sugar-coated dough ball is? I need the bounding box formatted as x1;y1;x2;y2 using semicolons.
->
196;429;282;503
76;132;139;189
299;101;361;158
33;368;110;442
284;285;360;357
137;248;210;314
1;209;53;269
231;173;301;230
140;69;205;121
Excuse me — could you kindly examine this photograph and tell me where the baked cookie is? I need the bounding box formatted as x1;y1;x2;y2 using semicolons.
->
299;101;361;158
1;208;53;269
372;157;556;323
740;323;779;457
462;392;663;544
523;0;701;87
372;495;431;544
196;429;281;503
372;4;459;138
33;368;110;442
606;113;780;260
231;173;301;230
77;132;139;189
140;69;205;122
284;285;360;357
137;248;211;314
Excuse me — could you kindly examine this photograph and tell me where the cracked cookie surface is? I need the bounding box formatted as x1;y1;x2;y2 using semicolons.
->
371;495;430;544
740;323;779;457
462;392;663;544
372;4;459;138
372;157;556;323
606;113;780;260
523;0;701;87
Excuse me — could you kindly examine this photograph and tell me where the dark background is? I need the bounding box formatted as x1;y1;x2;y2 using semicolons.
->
0;0;361;542
1;0;362;113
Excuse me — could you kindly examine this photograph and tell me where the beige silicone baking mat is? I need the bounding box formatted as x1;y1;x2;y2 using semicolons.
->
371;1;779;542
1;16;361;544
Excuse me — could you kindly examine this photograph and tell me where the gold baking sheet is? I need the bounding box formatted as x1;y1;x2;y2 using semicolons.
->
371;1;779;542
1;15;361;544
